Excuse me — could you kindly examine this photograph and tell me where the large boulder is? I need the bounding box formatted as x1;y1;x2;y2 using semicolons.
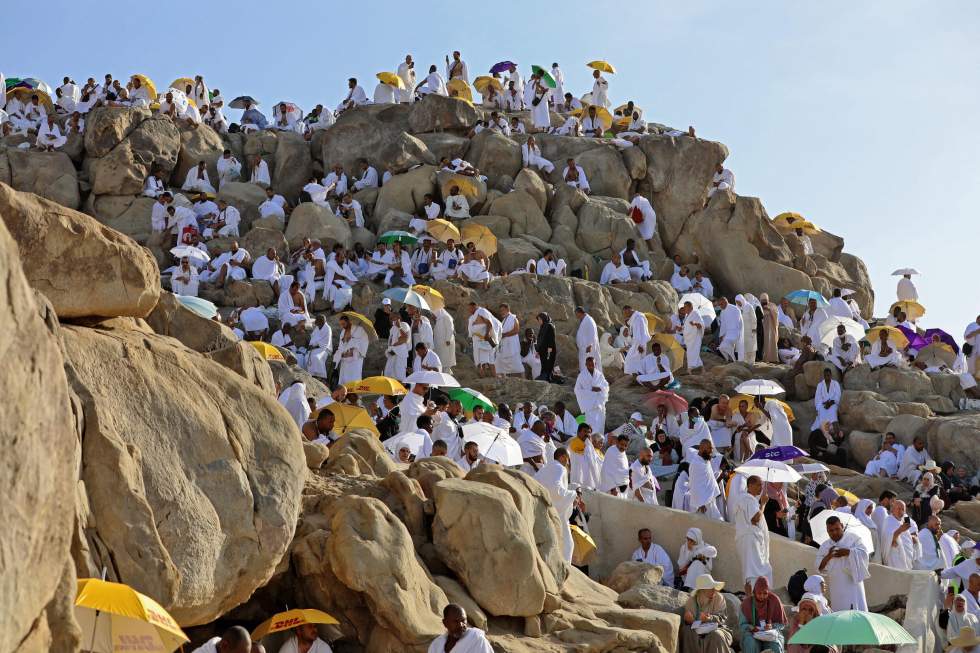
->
416;133;469;161
604;561;665;594
0;222;80;652
497;237;541;272
85;194;156;243
172;124;225;191
64;324;305;625
408;94;480;133
486;190;551;240
217;181;267;231
373;165;438;226
273;131;314;202
241;226;289;260
283;202;353;250
925;414;980;470
464;130;522;181
145;291;238;353
0;183;161;319
432;476;560;617
3;148;80;209
321;105;434;173
87;110;181;196
575;197;643;257
205;342;277;394
571;145;631;199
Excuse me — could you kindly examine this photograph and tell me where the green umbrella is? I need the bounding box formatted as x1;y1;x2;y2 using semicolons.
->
378;230;418;246
788;611;915;647
530;65;557;89
447;387;495;413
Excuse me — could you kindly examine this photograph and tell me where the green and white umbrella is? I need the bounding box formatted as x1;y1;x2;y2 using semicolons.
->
378;230;417;245
788;611;915;647
447;387;495;413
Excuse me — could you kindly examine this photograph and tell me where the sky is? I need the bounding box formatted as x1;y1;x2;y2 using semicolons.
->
3;0;978;338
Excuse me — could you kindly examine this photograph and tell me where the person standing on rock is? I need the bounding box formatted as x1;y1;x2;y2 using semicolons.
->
815;515;870;611
622;305;650;374
397;55;416;103
467;302;499;377
574;307;600;373
735;295;758;363
811;367;841;431
333;314;369;385
627;190;657;251
536;447;581;562
536;312;558;382
717;296;743;362
495;304;523;377
384;312;411;381
688;439;723;520
432;305;456;374
733;475;773;593
445;51;469;82
530;77;551;132
590;68;610;107
428;604;493;653
759;294;781;363
682;301;705;372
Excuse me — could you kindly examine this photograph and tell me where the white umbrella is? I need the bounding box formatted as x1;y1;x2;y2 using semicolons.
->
170;245;210;264
734;459;802;483
460;423;523;466
793;462;830;475
175;295;218;319
891;268;920;276
679;292;716;323
840;288;856;297
808;510;876;553
818;316;865;349
734;379;785;396
383;432;425;457
163;87;191;111
404;371;460;387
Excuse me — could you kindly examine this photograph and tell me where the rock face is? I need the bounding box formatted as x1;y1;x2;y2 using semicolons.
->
146;291;239;353
321;105;434;173
284;202;352;249
85;108;180;196
0;183;161;319
408;94;480;134
0;221;80;652
3;148;80;209
64;324;305;625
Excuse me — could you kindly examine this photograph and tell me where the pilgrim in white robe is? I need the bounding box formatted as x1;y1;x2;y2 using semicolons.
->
624;310;651;374
182;167;216;194
941;556;980;587
733;492;773;586
433;308;456;372
866;340;903;369
811;378;842;430
864;448;899;478
800;308;831;349
36;121;66;149
496;313;524;375
829;334;861;371
672;471;691;511
252;254;284;286
521;141;554;172
333;325;369;385
277;635;333;653
600;261;631;285
561;164;590;192
764;401;794;448
637;352;673;386
677;528;718;588
535;461;577;562
531;87;551;129
717;303;743;362
277;289;310;328
569;438;602;490
687;453;723;520
629;459;660;504
897;277;918;301
576;313;601;371
170;264;199;296
599;446;630;494
277;381;310;428
816;531;870;611
917;528;944;572
574;368;609;434
468;308;500;366
708;168;735;197
683;310;705;370
898;446;929;483
737;297;758;362
881;515;921;570
426;627;494;653
250;159;271;187
632;543;674;586
306;322;333;379
384;320;411;382
591;76;610;107
324;259;357;311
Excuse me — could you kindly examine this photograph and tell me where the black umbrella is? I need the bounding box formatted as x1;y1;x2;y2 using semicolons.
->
229;95;259;109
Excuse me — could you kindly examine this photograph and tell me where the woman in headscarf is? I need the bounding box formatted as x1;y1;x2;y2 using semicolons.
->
677;528;719;589
912;472;941;525
759;293;781;363
682;574;734;653
651;429;680;479
671;461;691;511
946;593;980;641
535;312;557;382
853;498;881;563
763;482;791;537
786;594;836;653
739;576;787;653
802;576;831;614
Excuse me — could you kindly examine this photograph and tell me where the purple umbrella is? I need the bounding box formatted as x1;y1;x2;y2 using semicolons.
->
895;325;928;351
489;61;516;74
922;328;959;354
749;445;808;462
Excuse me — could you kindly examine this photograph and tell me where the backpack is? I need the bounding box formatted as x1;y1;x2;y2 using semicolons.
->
787;569;809;605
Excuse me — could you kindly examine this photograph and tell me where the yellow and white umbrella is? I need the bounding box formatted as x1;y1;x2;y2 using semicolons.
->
248;341;286;361
473;75;502;94
130;74;157;100
411;284;446;312
338;311;378;339
889;299;925;321
650;333;685;372
169;77;195;93
643;312;662;334
252;608;339;640
460;223;497;256
426;218;461;245
343;375;407;395
440;174;482;201
571;106;613;130
376;72;405;89
75;578;188;653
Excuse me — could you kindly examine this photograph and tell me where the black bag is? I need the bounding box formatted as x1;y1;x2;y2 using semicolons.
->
787;569;808;605
531;96;541;107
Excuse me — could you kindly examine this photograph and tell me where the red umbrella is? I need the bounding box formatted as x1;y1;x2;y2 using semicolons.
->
645;390;688;414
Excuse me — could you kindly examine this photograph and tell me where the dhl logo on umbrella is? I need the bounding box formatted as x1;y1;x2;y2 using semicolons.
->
272;616;305;629
145;608;180;629
115;635;160;651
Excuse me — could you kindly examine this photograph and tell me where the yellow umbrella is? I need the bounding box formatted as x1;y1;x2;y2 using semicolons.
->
7;86;53;111
865;325;910;350
889;299;926;321
460;222;498;256
75;578;189;653
248;341;286;361
644;313;663;333
587;60;617;74
252;608;339;640
426;218;461;245
473;75;502;94
613;102;643;116
343;376;407;395
169;77;195;92
130;74;158;100
650;333;685;372
411;284;446;311
322;403;380;436
441;174;482;201
571;106;613;130
916;342;956;368
376;72;405;89
570;524;597;566
835;487;860;506
338;311;378;339
772;212;807;228
730;395;796;422
446;78;473;103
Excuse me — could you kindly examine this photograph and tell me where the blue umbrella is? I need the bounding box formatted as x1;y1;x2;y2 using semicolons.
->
749;445;808;462
785;289;828;307
176;295;218;319
489;61;516;74
382;287;431;311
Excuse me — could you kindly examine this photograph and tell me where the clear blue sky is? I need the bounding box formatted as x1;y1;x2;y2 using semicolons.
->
3;0;978;338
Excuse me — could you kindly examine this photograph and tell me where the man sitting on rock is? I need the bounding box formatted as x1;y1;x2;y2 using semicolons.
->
827;323;861;374
562;157;590;193
191;626;251;653
692;270;713;298
636;341;673;390
428;604;493;653
632;527;675;587
203;198;241;240
443;185;471;220
201;241;250;286
216;149;242;188
458;243;491;289
527;249;567;276
338;77;369;112
170;257;199;297
864;431;904;478
335;192;364;228
277;623;332;653
35;114;66;151
599;252;631;285
409;193;441;234
352;158;379;191
620;239;653;281
707;163;735;198
322;163;349;199
183;160;216;194
259;186;288;222
866;328;904;370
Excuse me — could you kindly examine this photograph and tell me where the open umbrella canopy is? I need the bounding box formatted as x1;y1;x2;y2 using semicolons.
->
460;422;522;465
788;610;915;646
916;342;956;368
460;222;498;256
729;395;795;421
891;268;920;276
448;387;496;413
817;316;865;349
644;312;662;333
613;102;644;117
229;95;259;109
446;78;474;102
772;211;807;228
169;77;195;92
787;219;821;234
807;512;876;556
489;61;516;74
734;459;802;483
252;608;339;640
645;390;688;414
322;403;379;436
440;174;482;200
410;284;445;312
865;325;909;350
587;60;617;73
404;371;460;387
678;292;716;323
343;376;407;395
835;487;860;505
170;245;210;264
473;75;503;94
425;218;461;244
249;341;286;361
385;431;426;457
571;105;613;130
570;524;597;566
378;230;418;245
785;289;828;307
889;299;925;320
75;578;189;653
530;65;557;88
793;462;830;475
749;445;808;462
338;311;378;338
376;72;405;88
175;295;218;319
6;85;53;110
650;333;685;371
130;74;157;99
383;286;432;311
734;379;785;396
921;328;959;353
